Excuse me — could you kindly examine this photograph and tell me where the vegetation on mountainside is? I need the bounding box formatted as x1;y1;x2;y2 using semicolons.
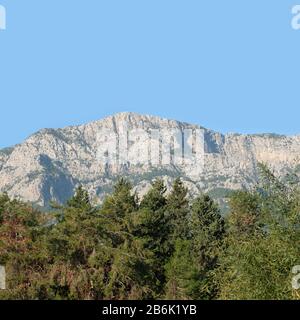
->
0;164;300;300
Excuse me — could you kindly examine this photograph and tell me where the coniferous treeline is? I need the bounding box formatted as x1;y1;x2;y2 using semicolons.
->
0;164;300;300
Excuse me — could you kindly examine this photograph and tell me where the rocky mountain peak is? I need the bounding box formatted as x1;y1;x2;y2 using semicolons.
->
0;112;299;208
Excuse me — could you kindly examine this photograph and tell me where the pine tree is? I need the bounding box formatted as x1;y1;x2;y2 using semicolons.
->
66;185;92;210
100;178;137;246
164;239;197;300
132;179;169;295
189;194;225;299
101;178;153;299
165;194;225;300
46;186;109;299
165;178;189;243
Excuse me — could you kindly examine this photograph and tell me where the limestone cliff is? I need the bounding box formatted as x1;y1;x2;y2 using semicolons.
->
0;112;299;207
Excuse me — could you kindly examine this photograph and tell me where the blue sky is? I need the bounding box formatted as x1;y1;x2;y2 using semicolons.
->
0;1;299;148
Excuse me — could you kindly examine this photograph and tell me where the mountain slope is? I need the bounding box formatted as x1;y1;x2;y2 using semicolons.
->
1;112;300;207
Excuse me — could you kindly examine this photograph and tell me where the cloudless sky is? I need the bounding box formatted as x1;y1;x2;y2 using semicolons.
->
0;1;300;148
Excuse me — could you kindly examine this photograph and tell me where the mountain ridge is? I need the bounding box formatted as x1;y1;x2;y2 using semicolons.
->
1;112;300;207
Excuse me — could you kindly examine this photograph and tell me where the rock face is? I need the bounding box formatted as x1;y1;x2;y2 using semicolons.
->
0;112;300;207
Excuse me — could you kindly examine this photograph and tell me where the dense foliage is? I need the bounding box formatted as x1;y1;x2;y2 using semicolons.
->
0;165;300;300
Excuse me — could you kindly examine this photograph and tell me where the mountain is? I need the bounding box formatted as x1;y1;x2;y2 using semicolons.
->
1;112;300;208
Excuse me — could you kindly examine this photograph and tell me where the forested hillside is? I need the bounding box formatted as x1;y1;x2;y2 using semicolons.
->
0;164;300;300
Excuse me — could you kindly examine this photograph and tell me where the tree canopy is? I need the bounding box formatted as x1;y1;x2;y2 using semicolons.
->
1;166;300;300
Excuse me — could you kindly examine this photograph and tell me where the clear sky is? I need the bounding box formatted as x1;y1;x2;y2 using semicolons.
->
0;1;300;148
